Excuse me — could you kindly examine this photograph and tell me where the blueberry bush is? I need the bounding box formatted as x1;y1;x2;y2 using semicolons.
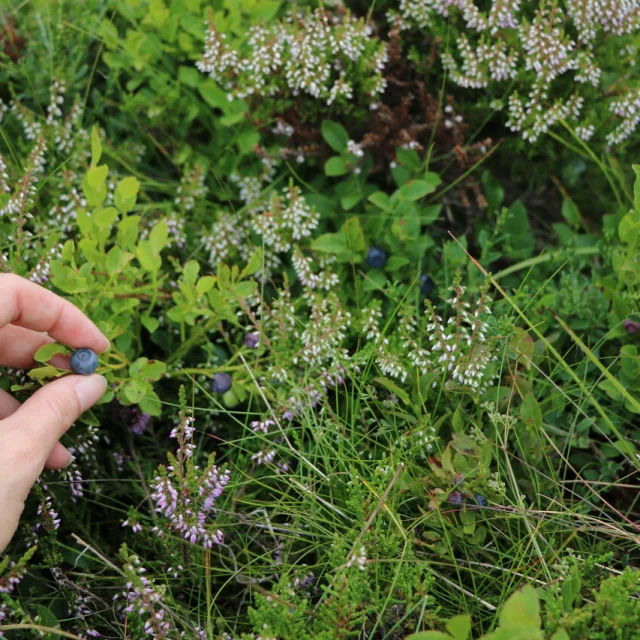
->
1;1;639;639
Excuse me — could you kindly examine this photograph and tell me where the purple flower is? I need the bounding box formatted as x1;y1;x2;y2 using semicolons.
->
244;332;260;348
131;411;152;435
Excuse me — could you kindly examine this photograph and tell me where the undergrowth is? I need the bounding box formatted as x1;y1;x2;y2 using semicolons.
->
0;1;639;639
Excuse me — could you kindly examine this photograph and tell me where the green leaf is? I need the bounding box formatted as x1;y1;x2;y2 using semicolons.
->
368;191;392;211
321;120;349;152
619;211;640;244
325;156;350;177
93;206;119;229
141;315;159;334
28;365;64;381
106;246;134;275
561;199;580;229
182;260;200;285
34;343;69;364
91;126;102;167
482;171;504;212
452;403;465;432
633;164;640;211
136;239;161;272
311;233;347;253
229;278;254;297
114;177;140;215
141;360;166;382
149;220;169;252
123;379;149;404
499;585;541;631
178;65;200;87
399;177;439;201
386;256;409;271
520;393;542;431
83;165;109;208
396;147;421;170
139;389;162;416
118;215;140;251
199;79;227;108
35;604;60;633
196;276;216;295
240;248;263;278
50;263;89;294
405;633;452;640
561;572;581;611
551;630;570;640
373;376;410;404
445;615;471;640
341;217;365;252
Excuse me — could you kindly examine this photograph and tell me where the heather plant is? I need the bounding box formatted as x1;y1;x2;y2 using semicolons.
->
390;0;640;147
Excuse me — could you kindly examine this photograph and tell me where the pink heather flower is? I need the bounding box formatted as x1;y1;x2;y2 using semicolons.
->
150;412;229;549
131;411;152;435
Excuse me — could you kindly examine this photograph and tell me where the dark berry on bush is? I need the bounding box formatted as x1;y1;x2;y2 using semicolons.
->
449;491;464;504
367;246;387;269
624;319;640;334
473;493;487;508
212;372;232;394
70;348;99;375
453;473;464;485
419;273;435;296
244;332;260;348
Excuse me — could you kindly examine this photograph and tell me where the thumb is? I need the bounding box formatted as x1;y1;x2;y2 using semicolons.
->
4;374;107;469
0;374;107;553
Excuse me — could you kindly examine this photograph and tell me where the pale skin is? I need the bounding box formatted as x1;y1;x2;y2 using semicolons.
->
0;274;109;553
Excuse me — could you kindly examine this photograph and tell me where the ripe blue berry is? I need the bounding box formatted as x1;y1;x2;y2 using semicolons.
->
473;493;487;508
212;372;232;394
367;246;387;269
70;348;99;375
244;332;260;348
419;273;435;296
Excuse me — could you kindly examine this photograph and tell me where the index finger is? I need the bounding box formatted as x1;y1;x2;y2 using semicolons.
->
0;274;109;352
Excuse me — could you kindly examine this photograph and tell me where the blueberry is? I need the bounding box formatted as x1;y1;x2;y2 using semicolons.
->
244;332;260;348
367;246;387;269
212;372;232;394
419;273;435;296
449;491;464;504
473;493;487;508
70;348;99;375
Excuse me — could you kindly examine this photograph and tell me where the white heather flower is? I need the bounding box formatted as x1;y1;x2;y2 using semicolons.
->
196;23;239;84
376;348;407;382
606;88;640;145
487;472;507;495
46;80;65;125
346;544;367;571
347;139;364;157
204;212;245;266
575;124;595;141
272;119;295;137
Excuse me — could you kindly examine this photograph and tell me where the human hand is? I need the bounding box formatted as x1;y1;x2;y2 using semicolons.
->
0;274;109;553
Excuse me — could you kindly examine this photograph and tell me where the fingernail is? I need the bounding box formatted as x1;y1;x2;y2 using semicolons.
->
74;375;108;412
64;452;74;468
